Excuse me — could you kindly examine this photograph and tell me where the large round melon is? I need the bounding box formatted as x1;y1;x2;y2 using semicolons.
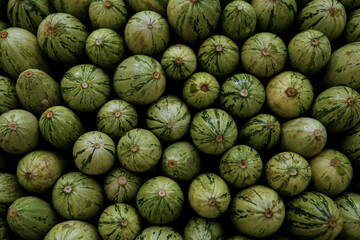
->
340;122;360;164
0;76;20;115
335;193;360;240
344;9;360;43
44;220;100;240
126;0;168;16
135;226;183;240
184;216;223;240
51;0;91;22
0;173;24;215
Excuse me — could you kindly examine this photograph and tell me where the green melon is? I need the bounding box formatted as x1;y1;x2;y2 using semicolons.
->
338;0;360;9
226;235;252;240
184;216;223;240
0;216;9;240
44;220;100;240
340;122;360;164
51;0;91;22
0;76;19;115
135;226;183;240
0;173;24;215
345;9;360;43
126;0;168;16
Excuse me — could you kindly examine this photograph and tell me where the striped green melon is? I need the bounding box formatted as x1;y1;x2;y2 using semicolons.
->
124;10;170;56
136;176;184;224
117;128;162;172
288;30;332;75
182;72;220;109
310;149;353;196
52;172;105;220
16;69;62;116
0;109;40;155
266;152;312;196
0;21;8;31
297;0;347;41
286;191;344;239
0;173;24;215
73;131;116;175
188;173;231;218
39;106;86;151
0;216;9;239
251;0;297;35
7;0;54;34
0;27;49;80
104;166;142;203
190;108;238;155
146;95;191;142
198;35;240;78
37;13;89;64
89;0;128;31
345;9;360;43
161;141;202;182
0;76;19;115
16;150;66;193
322;42;360;89
61;64;111;113
241;32;287;78
86;28;126;69
113;55;166;105
44;220;100;240
219;145;263;188
221;1;257;42
220;73;265;119
311;86;360;133
167;0;221;44
266;71;314;118
96;99;138;140
126;0;168;16
281;117;327;158
335;192;360;240
338;0;360;9
135;226;183;240
340;122;360;164
51;0;91;22
98;203;141;240
7;196;57;240
230;185;285;238
238;114;280;152
184;216;223;240
161;44;197;81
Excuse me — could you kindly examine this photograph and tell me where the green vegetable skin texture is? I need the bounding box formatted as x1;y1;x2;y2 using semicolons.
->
135;226;183;240
136;176;184;224
286;191;344;240
335;193;360;240
51;0;91;22
44;220;100;240
0;173;24;215
184;216;223;240
340;122;360;163
127;0;168;16
230;185;285;238
0;76;20;115
345;9;360;43
0;216;9;239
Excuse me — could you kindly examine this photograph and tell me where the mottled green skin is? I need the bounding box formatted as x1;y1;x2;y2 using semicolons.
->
7;0;54;34
96;99;138;140
220;73;265;119
288;30;331;75
104;167;142;203
266;71;314;119
7;196;57;240
98;203;141;240
127;0;168;16
310;149;353;196
86;28;126;69
16;150;65;193
161;141;202;182
266;152;311;197
89;0;128;31
297;0;347;41
39;106;86;151
73;131;116;175
125;11;169;56
161;44;197;81
113;55;166;105
0;173;24;215
238;114;280;152
0;216;9;239
338;0;360;9
0;27;49;80
230;185;285;238
167;0;221;44
37;13;89;64
117;128;162;172
190;108;238;155
219;145;263;188
0;109;40;155
241;32;287;78
335;193;360;240
226;235;251;240
16;69;62;116
136;176;184;224
45;220;100;240
345;9;360;43
198;35;240;78
188;173;231;218
286;191;344;240
184;216;223;240
51;0;91;22
0;76;19;115
135;226;183;240
146;95;191;142
311;86;360;133
182;72;220;109
0;21;8;31
340;122;360;164
52;172;104;220
221;1;257;42
322;42;360;89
